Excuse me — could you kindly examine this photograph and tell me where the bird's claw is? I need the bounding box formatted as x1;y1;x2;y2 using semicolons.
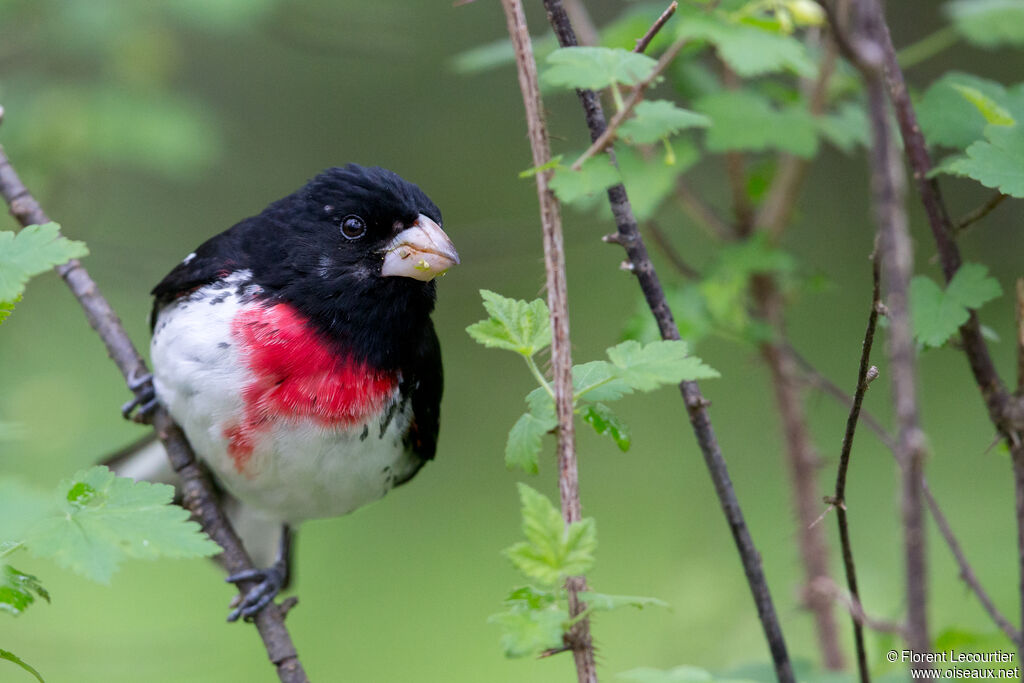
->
225;566;286;623
121;371;158;424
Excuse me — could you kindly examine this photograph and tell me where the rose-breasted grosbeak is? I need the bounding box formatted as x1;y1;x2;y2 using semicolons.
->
118;164;458;621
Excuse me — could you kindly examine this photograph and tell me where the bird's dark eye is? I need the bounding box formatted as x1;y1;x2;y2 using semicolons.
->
340;215;366;240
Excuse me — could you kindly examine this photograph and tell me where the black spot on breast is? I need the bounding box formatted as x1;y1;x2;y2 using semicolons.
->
378;400;402;438
360;425;369;441
218;342;230;349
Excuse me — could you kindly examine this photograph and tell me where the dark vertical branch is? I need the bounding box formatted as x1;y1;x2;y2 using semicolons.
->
830;254;882;683
540;2;795;680
499;2;597;680
843;0;932;663
0;141;308;683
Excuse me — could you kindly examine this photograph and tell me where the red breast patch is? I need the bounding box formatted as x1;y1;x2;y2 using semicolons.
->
225;303;397;473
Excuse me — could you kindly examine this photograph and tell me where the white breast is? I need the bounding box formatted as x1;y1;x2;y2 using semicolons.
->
150;272;420;524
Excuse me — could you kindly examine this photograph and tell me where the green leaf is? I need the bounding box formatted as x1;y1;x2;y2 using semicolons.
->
606;340;719;392
542;47;657;91
504;585;558;610
911;263;1003;348
504;484;597;585
616;140;700;221
0;565;50;616
942;125;1024;197
0;295;20;325
23;467;220;584
0;480;53;542
917;73;1022;149
578;591;668;612
519;155;563;179
0;224;88;303
550;157;622;204
617;666;717;683
676;13;815;77
488;606;567;658
450;34;559;75
952;84;1016;126
572;361;632;402
816;101;869;153
466;290;552;357
0;648;44;683
695;90;819;158
947;0;1024;48
581;403;631;452
505;412;557;474
619;100;710;145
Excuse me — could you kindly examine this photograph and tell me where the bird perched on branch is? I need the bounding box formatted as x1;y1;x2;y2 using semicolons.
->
116;164;459;621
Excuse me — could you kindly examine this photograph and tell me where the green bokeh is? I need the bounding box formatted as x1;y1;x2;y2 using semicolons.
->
1;1;1022;681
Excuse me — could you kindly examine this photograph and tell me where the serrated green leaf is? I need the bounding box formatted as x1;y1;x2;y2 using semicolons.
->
0;295;20;325
911;263;1003;348
616;140;700;221
0;480;53;542
952;84;1016;126
816;101;869;153
0;224;88;302
572;361;632;402
944;125;1024;197
505;412;556;474
505;484;596;585
580;590;668;613
0;648;44;683
466;290;551;357
0;565;50;616
917;73;1019;149
619;100;710;145
504;585;558;610
695;90;819;157
23;466;219;584
550;156;622;204
488;606;567;658
676;13;815;77
947;0;1024;48
606;340;719;392
581;403;631;451
542;46;657;90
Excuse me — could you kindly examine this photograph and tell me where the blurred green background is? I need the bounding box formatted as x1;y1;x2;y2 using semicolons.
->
1;1;1022;681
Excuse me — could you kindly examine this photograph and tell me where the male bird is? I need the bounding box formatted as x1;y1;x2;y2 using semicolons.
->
120;164;458;621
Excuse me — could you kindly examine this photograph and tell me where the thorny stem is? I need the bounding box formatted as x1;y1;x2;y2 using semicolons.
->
499;1;597;681
830;254;882;683
633;1;678;54
0;135;308;683
840;0;932;665
541;2;795;680
570;36;688;171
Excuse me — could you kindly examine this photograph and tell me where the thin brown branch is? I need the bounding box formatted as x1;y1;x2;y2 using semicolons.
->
756;39;838;240
956;191;1008;236
0;134;307;683
830;254;882;683
644;221;700;280
570;37;687;171
499;2;596;680
541;2;795;681
792;343;1023;648
837;0;931;661
1016;279;1024;394
634;2;678;54
673;179;734;241
754;275;845;670
811;577;906;636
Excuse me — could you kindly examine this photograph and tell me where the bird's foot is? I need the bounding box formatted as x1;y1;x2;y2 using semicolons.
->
121;370;159;424
225;565;286;623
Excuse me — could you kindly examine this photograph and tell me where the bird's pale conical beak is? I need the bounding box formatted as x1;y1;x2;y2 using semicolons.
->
381;214;460;281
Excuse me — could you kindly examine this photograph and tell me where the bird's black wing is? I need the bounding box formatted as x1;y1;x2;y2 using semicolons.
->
149;218;258;330
395;323;443;486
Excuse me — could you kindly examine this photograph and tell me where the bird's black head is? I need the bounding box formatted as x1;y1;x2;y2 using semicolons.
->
251;164;459;367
